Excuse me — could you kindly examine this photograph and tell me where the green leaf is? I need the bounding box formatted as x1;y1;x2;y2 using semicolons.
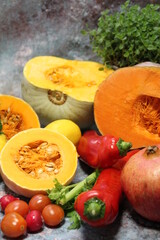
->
0;118;4;135
119;44;124;50
47;171;99;214
80;29;87;35
98;67;104;71
85;0;160;67
67;211;81;230
147;45;157;51
124;51;129;58
47;179;67;203
0;119;2;132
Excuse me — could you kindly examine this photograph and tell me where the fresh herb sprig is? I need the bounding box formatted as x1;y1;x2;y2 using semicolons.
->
86;1;160;68
47;170;99;229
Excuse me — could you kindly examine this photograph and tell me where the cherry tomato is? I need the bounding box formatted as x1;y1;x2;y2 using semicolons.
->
29;194;51;212
0;194;19;211
5;199;29;218
26;210;43;232
42;204;64;227
1;212;27;238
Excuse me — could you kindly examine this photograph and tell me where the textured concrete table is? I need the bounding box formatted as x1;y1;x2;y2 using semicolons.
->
1;1;160;239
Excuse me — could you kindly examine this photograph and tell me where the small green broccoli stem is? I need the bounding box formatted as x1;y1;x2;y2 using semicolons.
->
59;171;98;205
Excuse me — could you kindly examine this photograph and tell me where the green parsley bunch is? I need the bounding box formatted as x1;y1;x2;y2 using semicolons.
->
87;1;160;68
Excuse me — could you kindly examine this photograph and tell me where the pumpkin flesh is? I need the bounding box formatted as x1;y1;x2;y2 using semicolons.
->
23;56;113;102
0;128;78;197
0;95;40;140
94;67;160;148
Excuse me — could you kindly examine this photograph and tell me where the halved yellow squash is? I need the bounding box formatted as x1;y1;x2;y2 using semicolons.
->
0;128;78;197
0;94;40;155
22;56;113;128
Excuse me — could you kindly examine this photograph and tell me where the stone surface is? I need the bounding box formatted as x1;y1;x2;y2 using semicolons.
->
1;0;160;239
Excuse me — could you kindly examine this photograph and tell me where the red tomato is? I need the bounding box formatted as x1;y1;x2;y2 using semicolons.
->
5;200;29;218
29;194;51;212
42;204;64;227
1;212;27;238
0;194;19;212
26;210;43;232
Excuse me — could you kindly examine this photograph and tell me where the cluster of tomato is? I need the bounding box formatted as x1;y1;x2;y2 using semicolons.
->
0;194;65;238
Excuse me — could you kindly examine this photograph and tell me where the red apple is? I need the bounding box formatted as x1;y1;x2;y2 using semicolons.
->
121;145;160;222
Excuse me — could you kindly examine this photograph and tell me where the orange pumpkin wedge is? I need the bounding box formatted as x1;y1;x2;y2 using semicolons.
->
0;95;40;140
94;66;160;148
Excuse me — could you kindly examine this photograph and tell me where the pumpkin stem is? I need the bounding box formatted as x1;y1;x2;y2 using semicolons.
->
116;138;132;156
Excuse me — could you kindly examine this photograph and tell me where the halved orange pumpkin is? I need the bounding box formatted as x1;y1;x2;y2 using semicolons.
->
94;66;160;148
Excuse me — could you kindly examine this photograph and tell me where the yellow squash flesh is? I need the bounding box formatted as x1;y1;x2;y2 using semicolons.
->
22;56;113;128
0;94;40;145
0;128;78;197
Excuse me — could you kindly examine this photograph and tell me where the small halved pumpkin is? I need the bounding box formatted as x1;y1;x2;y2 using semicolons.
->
22;56;113;128
94;66;160;148
0;128;77;197
0;94;40;140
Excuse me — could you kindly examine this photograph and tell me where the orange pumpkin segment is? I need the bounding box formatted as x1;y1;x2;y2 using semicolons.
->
0;95;40;140
94;67;160;148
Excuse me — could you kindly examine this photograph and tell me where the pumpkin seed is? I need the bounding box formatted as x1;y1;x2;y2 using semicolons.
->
39;142;48;149
37;168;43;174
14;140;62;179
54;169;59;174
45;162;55;168
45;167;54;172
29;171;35;177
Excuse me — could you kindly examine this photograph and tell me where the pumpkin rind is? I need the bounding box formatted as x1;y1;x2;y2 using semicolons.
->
0;128;78;197
94;66;160;148
22;56;113;128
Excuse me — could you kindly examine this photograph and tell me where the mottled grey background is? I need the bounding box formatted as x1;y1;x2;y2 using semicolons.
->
1;1;160;239
0;0;159;97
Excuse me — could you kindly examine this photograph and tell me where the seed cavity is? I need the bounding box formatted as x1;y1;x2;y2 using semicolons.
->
132;95;160;136
14;140;63;179
0;108;24;140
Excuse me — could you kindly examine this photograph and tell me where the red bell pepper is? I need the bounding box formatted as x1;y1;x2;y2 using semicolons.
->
74;168;122;227
113;149;140;170
77;130;132;169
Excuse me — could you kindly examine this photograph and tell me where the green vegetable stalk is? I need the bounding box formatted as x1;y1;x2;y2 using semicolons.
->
47;170;99;229
85;0;160;68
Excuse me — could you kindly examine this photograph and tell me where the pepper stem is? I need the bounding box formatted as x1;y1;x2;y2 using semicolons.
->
84;197;105;220
116;138;132;156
